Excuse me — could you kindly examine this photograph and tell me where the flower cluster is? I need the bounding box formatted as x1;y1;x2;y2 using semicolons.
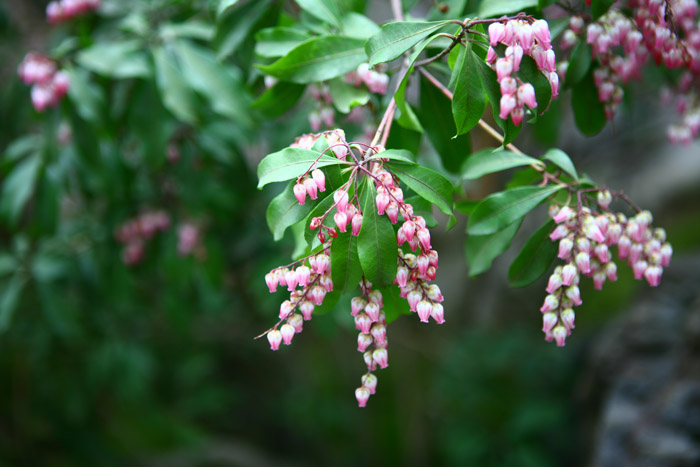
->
352;279;387;407
308;84;336;132
666;89;700;144
115;211;171;266
17;53;69;112
542;191;672;346
345;63;390;95
487;18;559;125
264;248;333;350
47;0;100;24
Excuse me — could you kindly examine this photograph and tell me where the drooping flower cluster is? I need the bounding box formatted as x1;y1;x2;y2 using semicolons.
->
264;248;333;350
115;210;171;266
262;130;446;407
345;63;390;95
47;0;100;24
17;53;70;112
541;191;672;346
487;18;559;125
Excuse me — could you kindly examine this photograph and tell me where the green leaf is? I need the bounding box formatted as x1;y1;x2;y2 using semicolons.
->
0;274;24;333
591;0;615;19
452;43;488;136
64;66;103;123
518;55;552;113
266;182;316;241
0;154;41;226
257;148;345;188
473;51;522;145
395;66;423;132
152;46;198;124
366;21;450;67
379;285;410;324
174;40;250;126
251;81;306;117
542;148;578;180
370;149;416;163
328;78;370;113
296;0;343;30
331;232;363;295
214;0;272;60
254;27;311;58
478;0;537;17
508;220;557;287
258;36;366;84
418;73;471;173
572;69;607;136
565;42;592;89
386;162;454;218
76;40;151;78
461;148;542;180
465;219;521;277
467;185;562;235
342;12;380;39
217;0;241;18
357;181;398;287
159;21;214;41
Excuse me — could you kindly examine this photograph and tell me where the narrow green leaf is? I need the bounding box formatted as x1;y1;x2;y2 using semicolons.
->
465;219;521;277
467;185;562;235
328;78;370;113
479;0;537;17
296;0;343;29
342;12;380;39
386;162;454;217
565;42;592;89
258;36;366;84
366;21;450;67
0;274;24;332
508;220;557;287
461;148;542;180
214;0;272;60
217;0;240;18
473;51;522;145
357;181;398;287
251;81;306;117
370;149;416;163
152;46;198;124
418;73;471;173
254;27;311;58
591;0;615;19
76;40;151;78
257;148;345;188
0;154;41;226
395;66;423;132
331;232;363;295
452;43;488;136
64;66;103;122
542;148;579;180
572;69;607;136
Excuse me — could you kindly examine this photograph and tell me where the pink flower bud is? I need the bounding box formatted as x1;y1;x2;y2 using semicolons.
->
358;332;373;352
309;111;321;131
496;58;514;82
355;386;370;407
395;266;409;287
506;45;524;70
426;284;443;302
618;235;631;259
370;323;386;345
546;272;563;294
396;227;407;246
365;301;380;322
386;202;399;224
587;23;603;45
660;243;672;267
604;262;617;282
542;312;557;333
597;190;612;209
558;237;574;259
548;71;559;98
376;191;390;215
594;244;610;263
267;330;282;350
334;190;349;212
364;351;376;371
319;273;333;292
416;300;432;323
570;16;584;34
362;373;378;394
532;19;551;49
285;269;298;291
488;22;506;46
431;303;445;324
561;263;578;286
407;290;422;311
303;177;318;200
510;107;524;126
351;213;363;236
416;254;429;276
606;223;622;245
560;308;575;330
296;265;311;287
499;94;517;120
265;271;278;293
629;243;643;264
517;83;537;109
566;285;582;306
416;228;431;250
500;77;518;96
351;296;367;316
311;169;326;192
552;325;567;347
550;225;570;241
52;70;70;96
541;294;560;313
644;265;662;287
313;254;330;274
487;46;498;64
543;49;556;73
333;211;348;233
288;313;304;333
518;23;534;52
355;312;372;334
372;348;389;369
401;221;416;242
584;222;606;243
309;285;327;306
575;251;591;274
280;324;295;345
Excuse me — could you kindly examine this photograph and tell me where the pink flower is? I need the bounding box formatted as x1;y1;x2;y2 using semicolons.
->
296;265;311;287
499;94;517;120
299;300;314;320
552;325;567;346
334;211;348;232
267;330;282;351
362;373;378;394
395;266;409;288
386;203;399;224
293;183;307;204
496;58;514;82
355;312;372;334
540;294;559;313
558;237;574;259
416;300;432;323
280;324;295;345
351;296;367;316
510;108;524;126
488;22;506;46
357;332;373;352
532;19;551;49
517;83;537;109
575;251;591;274
304;177;318;200
552;207;573;224
372;348;389;369
279;300;294;319
375;191;390;215
351;213;363;236
311;169;326;192
265;272;278;293
370;323;387;345
365;302;380;322
416;228;431;250
566;285;582;306
430;303;445;324
506;45;524;71
644;265;662;286
406;290;422;311
542;312;557;333
561;263;578;286
546;272;563;294
355;387;370;407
